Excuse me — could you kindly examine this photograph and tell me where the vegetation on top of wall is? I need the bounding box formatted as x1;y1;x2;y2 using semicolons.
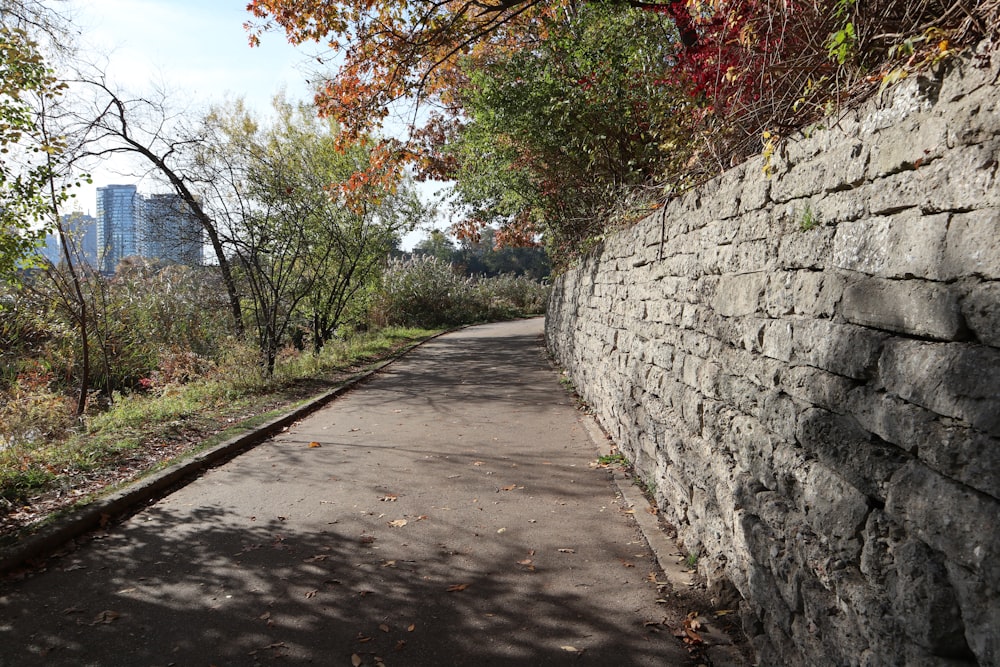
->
250;0;1000;267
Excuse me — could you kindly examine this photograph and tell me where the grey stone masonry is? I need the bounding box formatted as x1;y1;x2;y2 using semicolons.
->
546;42;1000;667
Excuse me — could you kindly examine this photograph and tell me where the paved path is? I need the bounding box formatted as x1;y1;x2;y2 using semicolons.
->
0;319;692;666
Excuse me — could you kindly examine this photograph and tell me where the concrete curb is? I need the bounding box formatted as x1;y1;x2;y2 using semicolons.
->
0;332;449;575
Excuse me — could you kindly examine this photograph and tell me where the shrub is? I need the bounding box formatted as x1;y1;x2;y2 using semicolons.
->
373;256;549;327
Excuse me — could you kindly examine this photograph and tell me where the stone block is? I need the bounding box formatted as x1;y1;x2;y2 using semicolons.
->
777;226;836;270
961;282;1000;348
945;560;1000;666
861;75;938;133
791;319;887;380
878;339;1000;435
800;462;871;559
867;140;1000;215
760;390;799;443
761;319;794;362
846;386;937;451
796;407;909;501
889;538;971;657
763;271;795;317
740;167;772;213
790;271;845;318
713;272;767;317
915;422;1000;500
943;209;1000;280
841;277;963;341
867;113;949;179
811;189;868;224
832;212;949;280
886;461;1000;579
782;365;857;414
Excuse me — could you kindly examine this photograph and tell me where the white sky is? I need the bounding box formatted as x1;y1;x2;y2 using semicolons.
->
56;0;443;247
62;0;312;204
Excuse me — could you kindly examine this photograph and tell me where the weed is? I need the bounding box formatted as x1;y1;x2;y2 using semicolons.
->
800;204;820;231
596;452;630;468
685;552;699;569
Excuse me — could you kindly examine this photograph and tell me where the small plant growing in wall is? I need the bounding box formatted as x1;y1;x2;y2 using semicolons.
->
800;204;820;231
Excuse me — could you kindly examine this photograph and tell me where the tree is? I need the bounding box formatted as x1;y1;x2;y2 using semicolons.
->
201;96;419;373
443;2;692;262
413;229;456;264
0;25;62;280
245;0;695;144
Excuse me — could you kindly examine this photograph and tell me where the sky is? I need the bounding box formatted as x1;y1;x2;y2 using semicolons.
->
63;0;314;209
57;1;444;248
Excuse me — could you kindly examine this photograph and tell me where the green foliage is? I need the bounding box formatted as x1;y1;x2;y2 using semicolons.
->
800;204;819;231
445;2;690;265
0;26;61;282
597;452;630;468
201;96;420;373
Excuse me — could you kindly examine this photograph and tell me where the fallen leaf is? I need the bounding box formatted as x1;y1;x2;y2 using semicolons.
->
408;623;416;632
91;610;120;625
379;494;398;502
352;654;363;666
382;560;397;568
308;441;322;448
517;559;533;566
473;461;485;466
558;548;575;554
714;609;735;616
497;527;506;534
379;623;390;633
356;633;373;643
395;640;407;651
359;535;376;544
446;583;469;592
500;484;517;491
621;561;635;568
303;554;329;563
415;515;429;521
561;645;580;652
259;612;271;620
304;590;318;598
388;519;408;528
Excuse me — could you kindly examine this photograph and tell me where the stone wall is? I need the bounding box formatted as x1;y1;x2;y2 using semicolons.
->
546;45;1000;667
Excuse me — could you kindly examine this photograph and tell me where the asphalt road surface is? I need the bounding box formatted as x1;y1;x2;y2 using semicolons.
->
0;319;693;666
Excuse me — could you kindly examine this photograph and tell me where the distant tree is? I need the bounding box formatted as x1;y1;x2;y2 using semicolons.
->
412;230;457;265
455;228;550;281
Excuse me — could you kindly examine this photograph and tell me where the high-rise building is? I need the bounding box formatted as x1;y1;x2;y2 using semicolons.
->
140;193;202;266
96;184;139;273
